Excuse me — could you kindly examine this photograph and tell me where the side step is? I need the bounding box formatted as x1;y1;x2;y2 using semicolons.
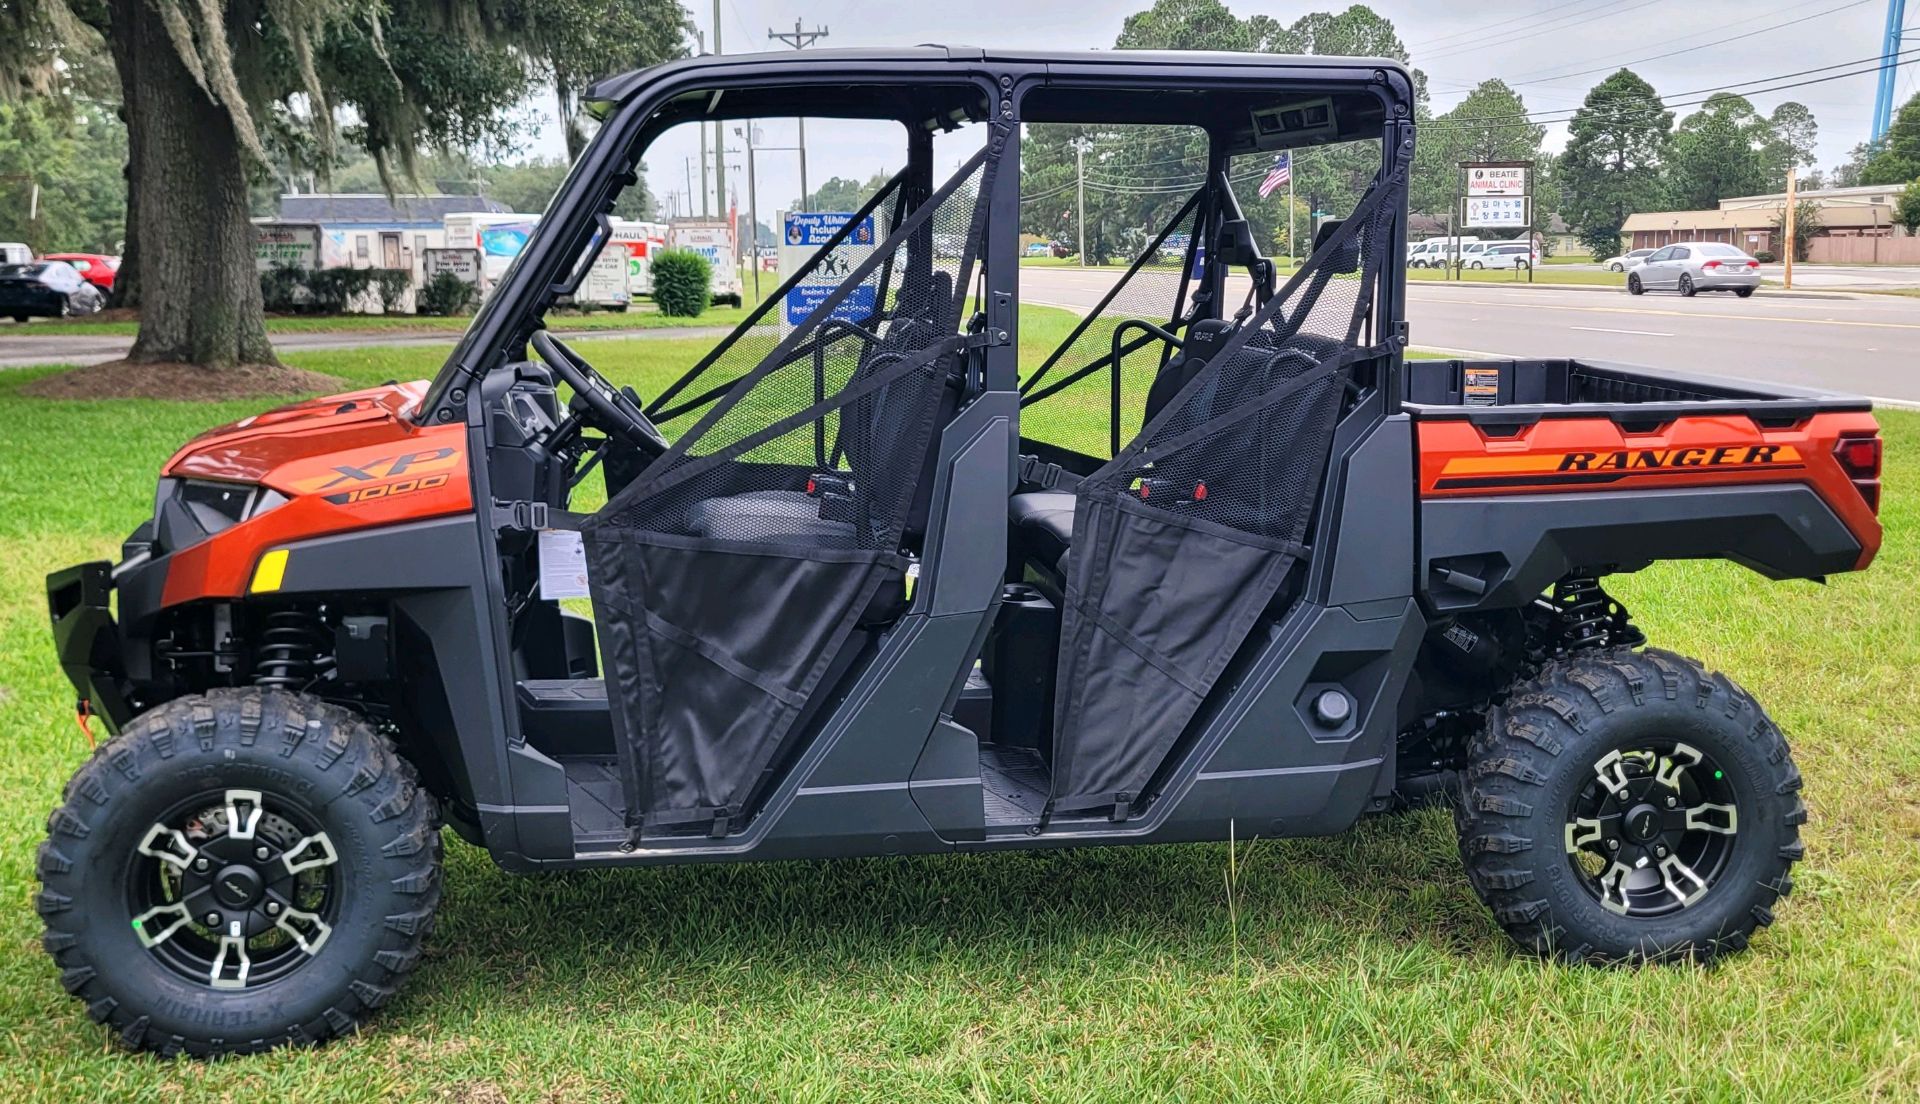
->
517;678;614;758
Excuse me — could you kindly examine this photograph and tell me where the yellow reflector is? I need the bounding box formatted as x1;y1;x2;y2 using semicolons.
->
250;549;289;593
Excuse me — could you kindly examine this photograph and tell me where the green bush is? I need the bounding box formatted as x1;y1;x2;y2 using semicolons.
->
650;249;711;317
417;271;476;316
1754;250;1777;263
260;264;307;313
260;266;414;314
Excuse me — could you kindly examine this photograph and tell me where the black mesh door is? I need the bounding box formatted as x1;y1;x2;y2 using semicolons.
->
581;141;1002;834
1049;172;1401;816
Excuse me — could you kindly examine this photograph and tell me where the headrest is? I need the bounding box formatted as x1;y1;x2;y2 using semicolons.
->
1311;219;1361;275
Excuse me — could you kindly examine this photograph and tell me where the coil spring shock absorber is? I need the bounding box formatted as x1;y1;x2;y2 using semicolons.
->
253;609;328;689
1546;576;1645;653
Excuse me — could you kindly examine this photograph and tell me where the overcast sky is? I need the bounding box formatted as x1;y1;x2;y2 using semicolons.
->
503;0;1916;219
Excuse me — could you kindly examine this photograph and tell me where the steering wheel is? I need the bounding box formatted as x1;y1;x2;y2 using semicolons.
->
530;330;669;459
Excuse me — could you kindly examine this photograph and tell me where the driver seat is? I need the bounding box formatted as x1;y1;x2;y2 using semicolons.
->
686;271;962;550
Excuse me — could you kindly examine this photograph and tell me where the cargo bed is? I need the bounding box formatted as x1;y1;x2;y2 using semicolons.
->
1404;357;1873;428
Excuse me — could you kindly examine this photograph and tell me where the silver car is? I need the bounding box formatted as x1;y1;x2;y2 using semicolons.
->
1627;241;1761;298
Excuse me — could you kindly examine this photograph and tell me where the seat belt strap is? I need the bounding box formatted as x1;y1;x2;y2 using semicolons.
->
1018;454;1078;491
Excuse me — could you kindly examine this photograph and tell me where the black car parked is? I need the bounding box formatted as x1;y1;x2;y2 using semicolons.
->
0;261;105;321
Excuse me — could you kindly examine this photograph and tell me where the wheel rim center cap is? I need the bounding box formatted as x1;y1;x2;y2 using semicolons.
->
1622;803;1664;843
213;864;264;908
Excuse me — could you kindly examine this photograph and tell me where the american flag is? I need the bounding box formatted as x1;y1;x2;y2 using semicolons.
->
1257;153;1292;198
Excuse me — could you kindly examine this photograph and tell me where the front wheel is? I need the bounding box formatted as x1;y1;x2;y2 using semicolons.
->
1610;262;1624;272
36;689;442;1055
1455;647;1803;964
1469;261;1484;270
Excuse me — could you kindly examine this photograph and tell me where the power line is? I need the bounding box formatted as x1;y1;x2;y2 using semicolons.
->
1492;0;1878;88
1421;45;1920;133
1418;0;1666;64
1406;0;1598;52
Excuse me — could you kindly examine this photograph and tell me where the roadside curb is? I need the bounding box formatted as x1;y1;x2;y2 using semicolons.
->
1408;278;1865;301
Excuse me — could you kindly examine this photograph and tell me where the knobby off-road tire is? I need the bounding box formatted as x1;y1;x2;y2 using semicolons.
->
1455;647;1804;964
36;689;442;1056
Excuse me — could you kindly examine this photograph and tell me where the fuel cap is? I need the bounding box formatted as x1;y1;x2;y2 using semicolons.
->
1313;689;1352;727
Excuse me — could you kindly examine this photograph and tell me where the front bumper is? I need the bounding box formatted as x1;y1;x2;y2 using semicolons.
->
47;561;134;732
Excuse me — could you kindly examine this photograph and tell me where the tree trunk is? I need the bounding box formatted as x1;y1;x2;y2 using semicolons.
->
105;39;140;311
113;0;275;367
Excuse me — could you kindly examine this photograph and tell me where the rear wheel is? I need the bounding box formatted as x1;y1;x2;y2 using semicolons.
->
37;689;442;1055
1627;273;1644;295
1735;286;1755;298
1678;274;1697;297
1454;647;1803;964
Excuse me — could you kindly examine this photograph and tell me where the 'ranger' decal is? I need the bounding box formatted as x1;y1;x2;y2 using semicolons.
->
1435;445;1803;490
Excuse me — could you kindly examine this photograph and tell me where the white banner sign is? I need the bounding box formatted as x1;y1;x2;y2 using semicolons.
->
1466;166;1528;196
254;224;319;272
424;248;481;284
1463;195;1532;228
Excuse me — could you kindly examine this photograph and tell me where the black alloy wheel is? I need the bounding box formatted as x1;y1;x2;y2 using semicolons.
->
1562;741;1739;919
126;787;342;990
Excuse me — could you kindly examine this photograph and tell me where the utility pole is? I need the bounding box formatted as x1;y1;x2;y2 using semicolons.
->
1784;166;1797;291
1071;137;1090;266
768;19;829;210
685;157;697;221
711;1;726;233
693;29;710;216
738;124;761;302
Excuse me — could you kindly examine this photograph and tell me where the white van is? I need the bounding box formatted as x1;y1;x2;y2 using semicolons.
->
666;218;743;307
1409;237;1481;268
0;243;33;266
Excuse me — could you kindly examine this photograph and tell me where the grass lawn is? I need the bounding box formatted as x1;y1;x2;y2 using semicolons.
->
0;304;751;338
0;325;1916;1100
1542;253;1595;265
1407;266;1625;287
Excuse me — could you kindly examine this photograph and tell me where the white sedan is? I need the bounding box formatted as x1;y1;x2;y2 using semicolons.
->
1602;248;1655;272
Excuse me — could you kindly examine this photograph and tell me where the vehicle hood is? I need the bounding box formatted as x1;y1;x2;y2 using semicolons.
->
163;380;447;493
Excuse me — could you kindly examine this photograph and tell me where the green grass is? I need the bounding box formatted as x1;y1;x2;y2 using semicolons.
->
1542;253;1595;265
1;327;1917;1100
1408;266;1626;286
0;304;751;338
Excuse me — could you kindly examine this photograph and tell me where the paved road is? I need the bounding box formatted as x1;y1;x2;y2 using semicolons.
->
1019;267;1920;405
1542;262;1920;290
0;323;732;370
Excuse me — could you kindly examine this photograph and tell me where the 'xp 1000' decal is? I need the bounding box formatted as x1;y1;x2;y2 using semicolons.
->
321;473;452;505
289;448;460;503
1434;445;1803;490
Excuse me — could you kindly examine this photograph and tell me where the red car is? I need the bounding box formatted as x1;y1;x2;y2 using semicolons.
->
42;252;118;292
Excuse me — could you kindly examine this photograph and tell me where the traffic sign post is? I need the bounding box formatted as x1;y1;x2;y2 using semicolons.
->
1458;160;1536;283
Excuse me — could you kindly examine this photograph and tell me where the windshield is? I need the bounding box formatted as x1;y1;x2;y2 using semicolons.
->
0;264;46;278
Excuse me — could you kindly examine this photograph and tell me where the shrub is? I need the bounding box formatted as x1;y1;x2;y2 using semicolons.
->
370;268;412;312
301;268;366;313
1754;250;1777;263
260;264;307;313
650;249;711;317
417;271;476;316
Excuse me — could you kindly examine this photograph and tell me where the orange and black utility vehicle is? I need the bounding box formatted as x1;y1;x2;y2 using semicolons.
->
40;47;1882;1055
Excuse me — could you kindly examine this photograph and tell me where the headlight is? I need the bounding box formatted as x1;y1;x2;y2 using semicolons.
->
152;478;288;554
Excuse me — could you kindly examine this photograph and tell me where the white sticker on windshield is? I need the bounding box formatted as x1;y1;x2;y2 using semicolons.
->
538;529;590;600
